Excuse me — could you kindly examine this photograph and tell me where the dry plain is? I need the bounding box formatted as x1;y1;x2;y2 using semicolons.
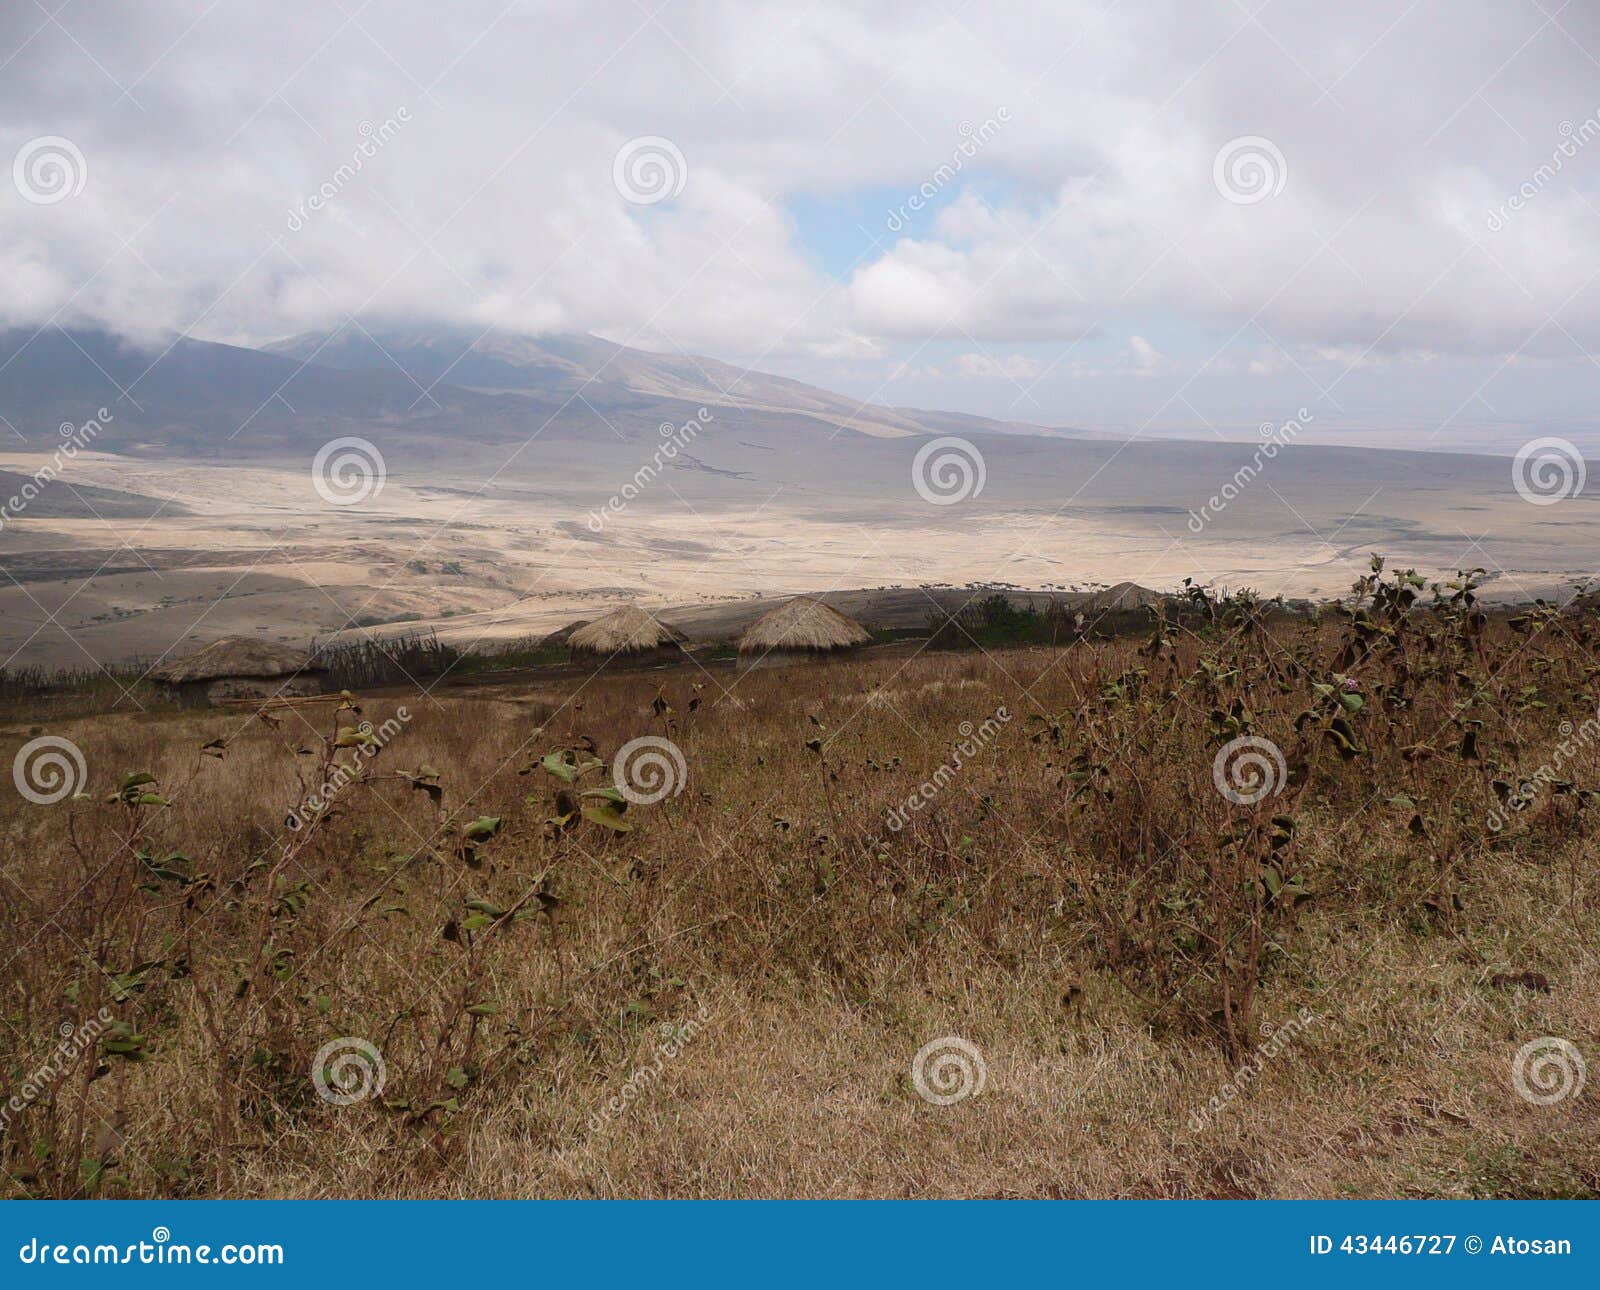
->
3;423;1596;675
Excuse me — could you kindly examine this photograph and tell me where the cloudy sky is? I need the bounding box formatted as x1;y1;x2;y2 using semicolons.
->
5;0;1600;445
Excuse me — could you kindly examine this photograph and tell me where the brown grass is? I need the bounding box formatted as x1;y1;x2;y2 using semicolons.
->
1;568;1596;1198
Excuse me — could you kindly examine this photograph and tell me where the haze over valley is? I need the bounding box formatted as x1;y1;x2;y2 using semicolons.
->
3;322;1595;671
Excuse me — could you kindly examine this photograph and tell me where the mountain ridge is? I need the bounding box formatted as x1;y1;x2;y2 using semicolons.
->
266;321;941;439
0;321;1080;452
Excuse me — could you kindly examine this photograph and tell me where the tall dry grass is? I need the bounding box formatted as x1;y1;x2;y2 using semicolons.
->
0;565;1596;1197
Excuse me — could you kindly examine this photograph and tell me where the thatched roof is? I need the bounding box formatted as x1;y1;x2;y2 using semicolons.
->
541;618;591;648
150;636;323;684
737;597;871;654
1086;581;1163;611
567;605;686;655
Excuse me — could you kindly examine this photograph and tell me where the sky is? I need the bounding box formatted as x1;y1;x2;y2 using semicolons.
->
5;0;1600;447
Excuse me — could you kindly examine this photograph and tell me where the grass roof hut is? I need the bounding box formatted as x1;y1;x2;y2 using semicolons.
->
541;619;591;650
566;605;687;667
150;636;326;706
737;596;871;671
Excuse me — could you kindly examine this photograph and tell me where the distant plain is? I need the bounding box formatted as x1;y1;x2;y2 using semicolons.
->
1;325;1596;673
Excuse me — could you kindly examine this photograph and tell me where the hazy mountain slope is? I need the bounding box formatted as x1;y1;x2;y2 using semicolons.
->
891;405;1114;440
0;327;499;445
0;322;1092;457
268;321;936;439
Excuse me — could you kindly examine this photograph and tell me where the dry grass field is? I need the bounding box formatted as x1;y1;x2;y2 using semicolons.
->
1;565;1596;1198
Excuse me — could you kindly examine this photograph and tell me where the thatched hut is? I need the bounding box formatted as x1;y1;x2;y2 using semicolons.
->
737;596;871;670
150;636;326;705
541;619;591;650
567;606;687;666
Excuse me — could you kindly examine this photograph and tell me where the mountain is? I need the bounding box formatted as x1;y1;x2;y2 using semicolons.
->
265;321;942;439
0;321;1069;455
0;325;509;450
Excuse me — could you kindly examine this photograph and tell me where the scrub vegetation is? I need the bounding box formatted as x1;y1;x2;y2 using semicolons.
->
1;560;1595;1198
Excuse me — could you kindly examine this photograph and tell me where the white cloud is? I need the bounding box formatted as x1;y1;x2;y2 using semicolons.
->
1127;335;1164;374
953;352;1045;381
3;0;1600;430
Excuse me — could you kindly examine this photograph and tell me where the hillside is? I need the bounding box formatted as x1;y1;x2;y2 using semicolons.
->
3;586;1594;1197
0;323;1065;452
266;321;1009;440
